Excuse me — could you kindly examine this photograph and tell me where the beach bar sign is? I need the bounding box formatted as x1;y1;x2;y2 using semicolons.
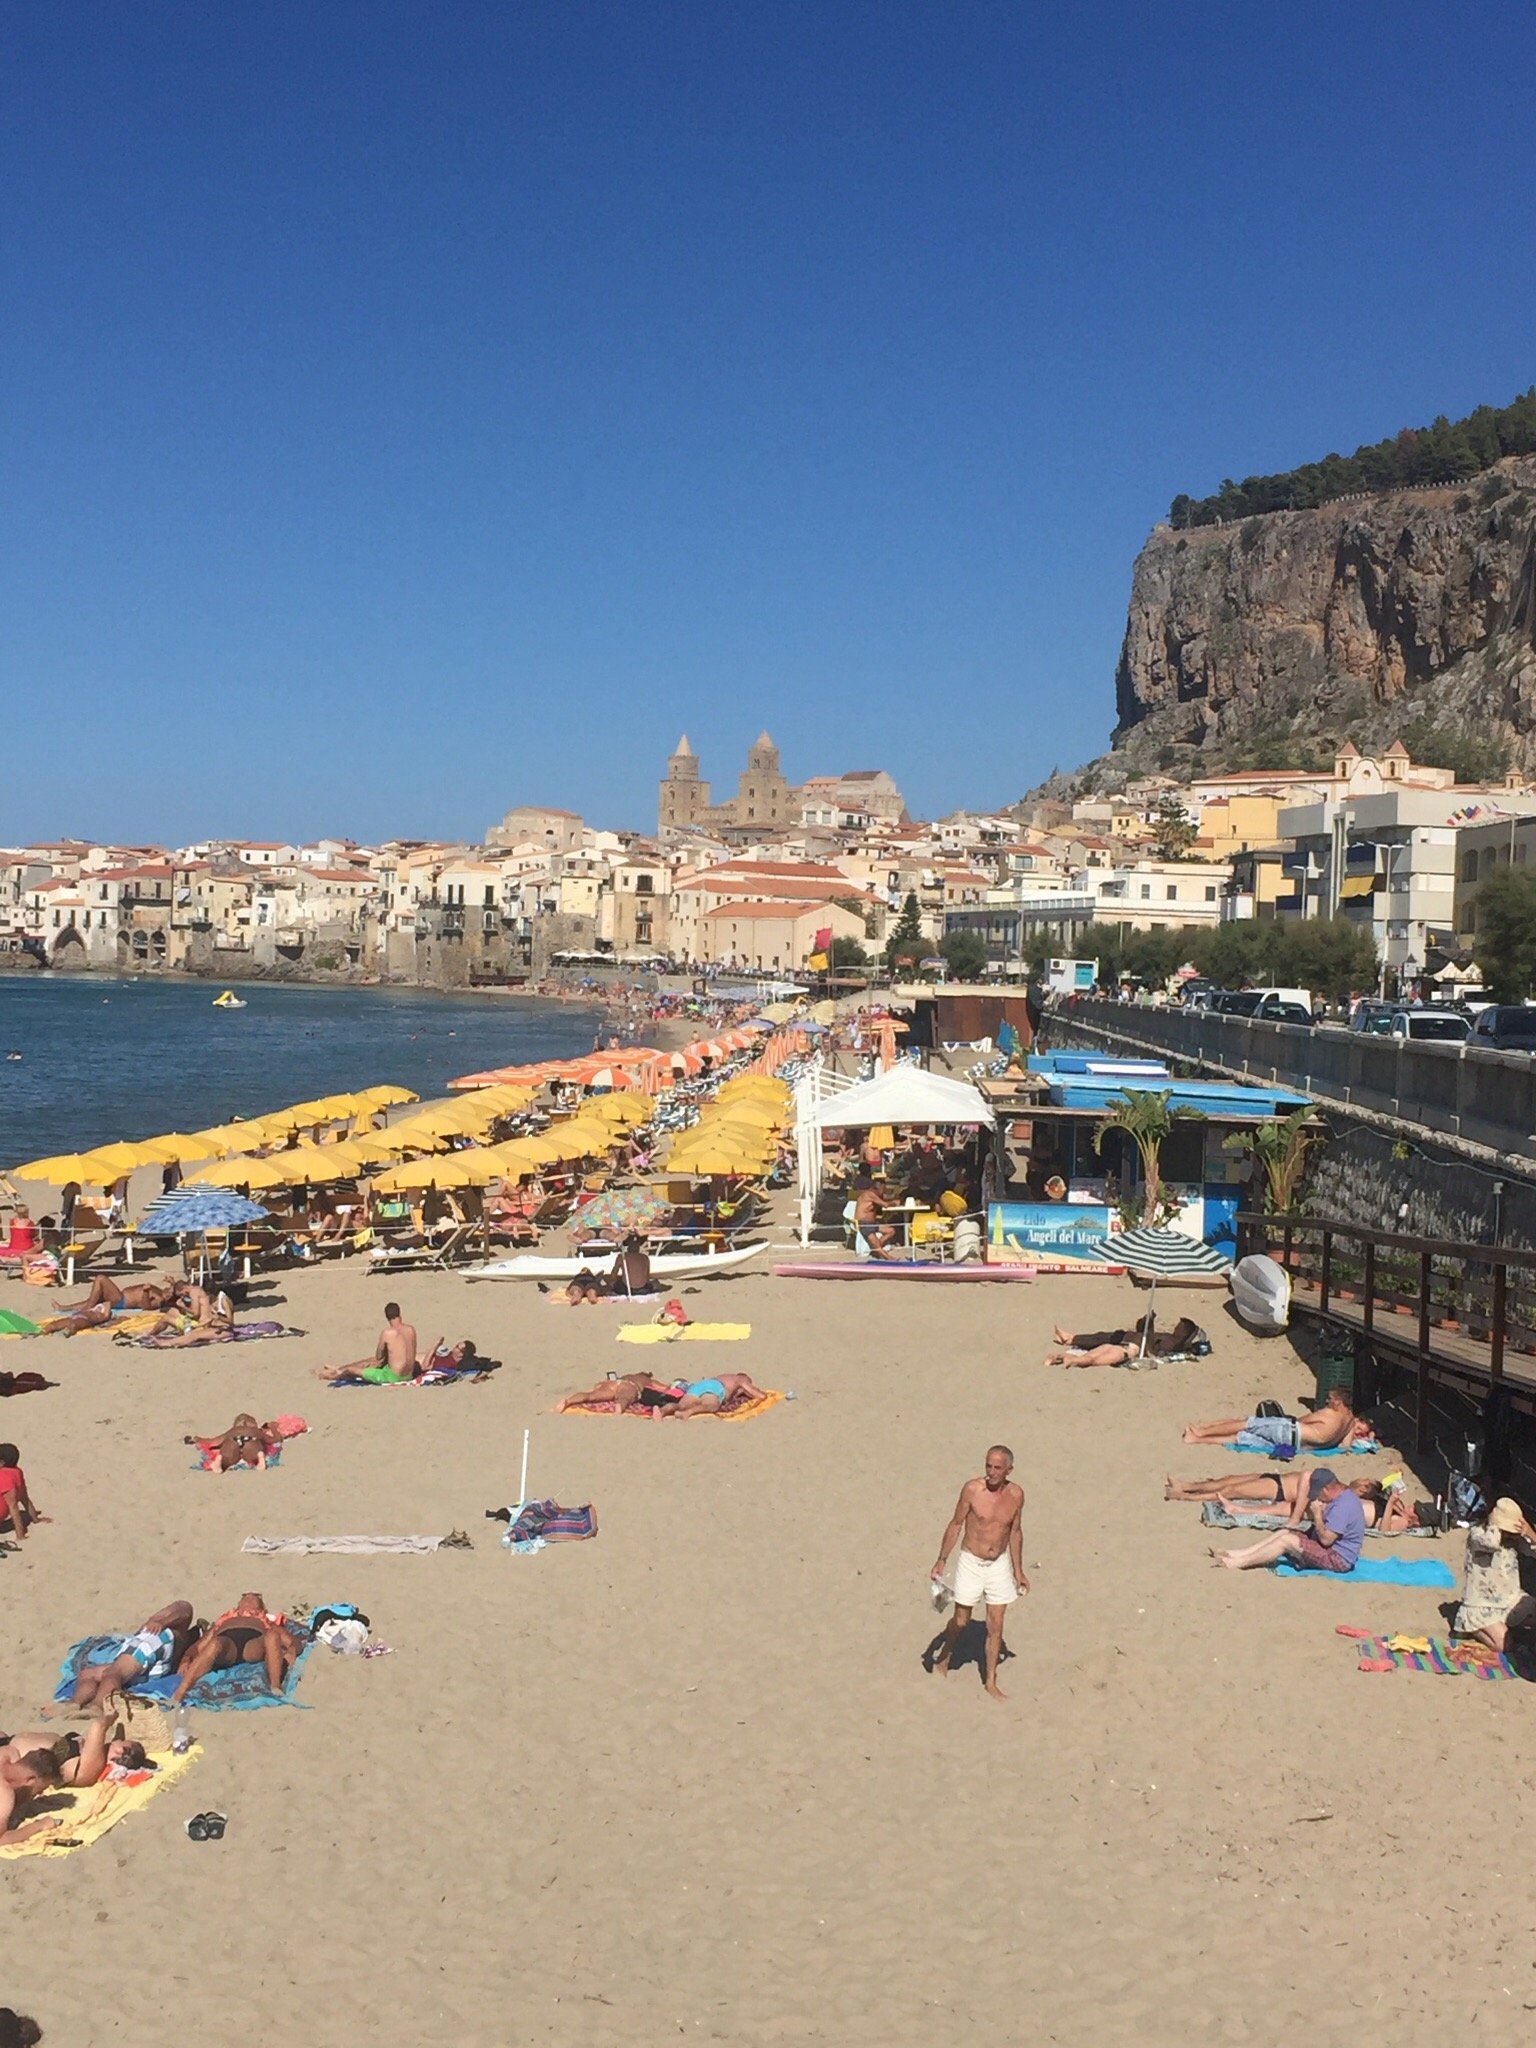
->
988;1200;1114;1259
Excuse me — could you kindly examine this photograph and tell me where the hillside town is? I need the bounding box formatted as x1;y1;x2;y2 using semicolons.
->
2;730;1533;990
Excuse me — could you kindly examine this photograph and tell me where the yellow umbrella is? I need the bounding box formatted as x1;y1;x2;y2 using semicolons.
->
185;1154;296;1190
134;1133;226;1164
479;1145;543;1182
357;1084;418;1107
664;1147;765;1177
370;1154;484;1193
73;1141;153;1180
10;1151;102;1182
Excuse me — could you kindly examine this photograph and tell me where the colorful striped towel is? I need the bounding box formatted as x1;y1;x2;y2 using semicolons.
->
1348;1633;1531;1678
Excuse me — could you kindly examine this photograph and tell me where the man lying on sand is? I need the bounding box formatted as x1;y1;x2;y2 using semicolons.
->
1181;1385;1372;1452
1;1719;148;1786
315;1301;419;1382
43;1275;177;1334
169;1593;304;1704
1044;1314;1207;1368
61;1601;197;1713
1209;1474;1367;1572
0;1748;63;1847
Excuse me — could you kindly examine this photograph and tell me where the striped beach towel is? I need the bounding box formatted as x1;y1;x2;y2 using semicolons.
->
1347;1632;1531;1679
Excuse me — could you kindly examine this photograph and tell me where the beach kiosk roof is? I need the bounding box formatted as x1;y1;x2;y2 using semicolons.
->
806;1067;995;1131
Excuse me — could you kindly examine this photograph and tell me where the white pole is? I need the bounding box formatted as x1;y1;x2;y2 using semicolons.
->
517;1427;530;1510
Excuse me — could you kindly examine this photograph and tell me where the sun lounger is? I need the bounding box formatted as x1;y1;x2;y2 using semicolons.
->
366;1225;478;1273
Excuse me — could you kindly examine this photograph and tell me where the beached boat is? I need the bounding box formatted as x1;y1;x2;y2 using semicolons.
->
1229;1253;1291;1333
467;1240;766;1283
771;1260;1036;1282
212;990;247;1009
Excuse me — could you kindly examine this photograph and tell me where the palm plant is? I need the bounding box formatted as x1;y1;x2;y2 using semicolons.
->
1224;1108;1319;1215
1092;1089;1202;1225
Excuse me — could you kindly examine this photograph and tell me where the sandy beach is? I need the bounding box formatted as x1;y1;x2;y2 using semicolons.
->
3;1238;1534;2044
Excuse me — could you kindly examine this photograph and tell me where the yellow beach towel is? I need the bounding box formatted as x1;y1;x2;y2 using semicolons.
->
616;1323;752;1344
0;1746;197;1858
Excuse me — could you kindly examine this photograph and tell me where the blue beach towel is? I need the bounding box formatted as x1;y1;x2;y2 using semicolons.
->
55;1636;313;1710
1272;1556;1456;1588
1232;1439;1381;1458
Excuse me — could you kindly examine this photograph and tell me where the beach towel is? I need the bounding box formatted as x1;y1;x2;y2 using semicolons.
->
1345;1631;1533;1678
1231;1438;1382;1458
241;1532;469;1554
128;1320;304;1350
617;1322;752;1344
501;1499;597;1552
0;1746;198;1858
55;1636;313;1711
325;1365;494;1388
1271;1555;1456;1587
1201;1502;1439;1539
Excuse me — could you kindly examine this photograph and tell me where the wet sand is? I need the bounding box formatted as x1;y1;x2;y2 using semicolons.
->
2;1247;1532;2045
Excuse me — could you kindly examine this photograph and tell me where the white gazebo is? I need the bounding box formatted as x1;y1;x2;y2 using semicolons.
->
792;1065;995;1244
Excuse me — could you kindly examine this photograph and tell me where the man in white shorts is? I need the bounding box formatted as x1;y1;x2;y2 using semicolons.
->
930;1446;1027;1701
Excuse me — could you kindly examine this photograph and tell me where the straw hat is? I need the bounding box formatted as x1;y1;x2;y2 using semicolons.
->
1488;1497;1526;1534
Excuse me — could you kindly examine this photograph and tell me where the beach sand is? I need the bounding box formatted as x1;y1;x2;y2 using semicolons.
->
2;1249;1533;2045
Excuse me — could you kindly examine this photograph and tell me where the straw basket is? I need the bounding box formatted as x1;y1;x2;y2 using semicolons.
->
119;1698;176;1752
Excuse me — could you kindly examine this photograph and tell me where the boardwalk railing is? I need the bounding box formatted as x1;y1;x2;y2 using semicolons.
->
1237;1210;1536;1444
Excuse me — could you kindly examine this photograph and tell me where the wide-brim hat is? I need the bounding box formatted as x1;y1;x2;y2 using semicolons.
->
1489;1497;1525;1534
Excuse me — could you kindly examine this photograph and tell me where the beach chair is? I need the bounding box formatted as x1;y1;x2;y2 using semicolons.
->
366;1223;477;1274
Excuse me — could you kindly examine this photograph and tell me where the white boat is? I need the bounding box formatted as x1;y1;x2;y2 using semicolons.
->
467;1240;766;1283
212;990;247;1009
1229;1253;1291;1334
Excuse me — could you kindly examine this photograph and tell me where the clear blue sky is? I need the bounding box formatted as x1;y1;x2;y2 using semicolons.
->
5;2;1534;846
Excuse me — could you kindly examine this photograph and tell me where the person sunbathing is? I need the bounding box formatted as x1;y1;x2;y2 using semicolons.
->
316;1302;419;1382
1168;1467;1389;1525
169;1593;303;1705
184;1413;282;1470
61;1601;197;1712
0;1748;63;1847
1046;1314;1206;1368
557;1372;681;1414
43;1275;177;1334
0;1719;148;1786
1181;1385;1371;1452
656;1370;767;1418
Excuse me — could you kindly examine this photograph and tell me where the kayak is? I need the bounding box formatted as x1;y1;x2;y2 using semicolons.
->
467;1241;766;1283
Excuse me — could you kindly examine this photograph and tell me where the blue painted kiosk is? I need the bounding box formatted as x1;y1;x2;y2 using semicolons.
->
982;1055;1312;1264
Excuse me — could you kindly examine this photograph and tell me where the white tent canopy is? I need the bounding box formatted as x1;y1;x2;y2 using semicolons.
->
804;1066;995;1132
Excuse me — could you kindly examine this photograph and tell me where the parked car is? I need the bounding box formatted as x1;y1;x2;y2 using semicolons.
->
1210;990;1263;1016
1348;999;1395;1034
1254;997;1313;1026
1469;1005;1536;1051
1387;1009;1470;1042
1179;979;1217;1010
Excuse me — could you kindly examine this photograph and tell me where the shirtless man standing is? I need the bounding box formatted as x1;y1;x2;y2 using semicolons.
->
930;1446;1028;1701
316;1301;419;1382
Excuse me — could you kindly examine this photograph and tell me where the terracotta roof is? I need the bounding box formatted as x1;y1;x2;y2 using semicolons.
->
702;900;840;921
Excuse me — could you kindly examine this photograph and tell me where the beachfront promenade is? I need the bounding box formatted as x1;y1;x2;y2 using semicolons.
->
4;1172;1535;2042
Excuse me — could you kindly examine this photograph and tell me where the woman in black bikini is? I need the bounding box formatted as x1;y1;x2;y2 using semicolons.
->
169;1594;300;1704
1166;1469;1392;1525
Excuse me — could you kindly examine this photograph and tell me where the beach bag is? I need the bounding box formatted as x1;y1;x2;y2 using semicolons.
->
1255;1399;1286;1419
21;1255;57;1286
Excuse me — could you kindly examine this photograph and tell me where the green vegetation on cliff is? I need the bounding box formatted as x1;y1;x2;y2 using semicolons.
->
1169;387;1536;529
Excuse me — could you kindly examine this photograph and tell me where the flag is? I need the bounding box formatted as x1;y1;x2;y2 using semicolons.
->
812;926;832;953
808;952;828;971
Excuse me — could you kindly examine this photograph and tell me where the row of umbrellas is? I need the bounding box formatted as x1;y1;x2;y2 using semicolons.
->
10;1085;419;1186
651;1073;791;1178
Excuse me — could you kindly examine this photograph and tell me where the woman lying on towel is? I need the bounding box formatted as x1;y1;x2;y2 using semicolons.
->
0;1720;149;1785
184;1413;284;1471
558;1372;683;1414
168;1593;304;1706
1167;1467;1395;1526
41;1275;178;1335
1044;1314;1209;1368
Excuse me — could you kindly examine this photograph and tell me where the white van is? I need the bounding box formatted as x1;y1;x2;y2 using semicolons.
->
1250;987;1314;1024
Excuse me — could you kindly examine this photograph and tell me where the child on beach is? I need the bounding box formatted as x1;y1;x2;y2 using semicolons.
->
0;1443;46;1542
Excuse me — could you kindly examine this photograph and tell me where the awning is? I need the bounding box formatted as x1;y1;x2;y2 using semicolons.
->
804;1067;995;1131
1339;874;1378;900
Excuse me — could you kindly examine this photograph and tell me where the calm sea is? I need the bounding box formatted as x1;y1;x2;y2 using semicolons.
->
0;976;606;1163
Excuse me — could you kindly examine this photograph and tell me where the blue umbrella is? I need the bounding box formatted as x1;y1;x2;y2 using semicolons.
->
137;1190;270;1236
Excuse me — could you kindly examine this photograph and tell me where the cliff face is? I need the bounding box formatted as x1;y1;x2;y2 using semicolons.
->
1108;458;1536;772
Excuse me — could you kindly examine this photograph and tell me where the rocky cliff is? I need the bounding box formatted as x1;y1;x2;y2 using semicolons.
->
1102;457;1536;777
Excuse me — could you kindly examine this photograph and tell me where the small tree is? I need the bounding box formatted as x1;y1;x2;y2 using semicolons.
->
884;890;925;972
1149;793;1198;863
1092;1089;1202;1226
939;930;989;981
1474;865;1536;1001
1223;1108;1318;1214
829;934;868;969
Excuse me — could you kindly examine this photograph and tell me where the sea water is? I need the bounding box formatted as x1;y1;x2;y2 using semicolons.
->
0;977;605;1161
